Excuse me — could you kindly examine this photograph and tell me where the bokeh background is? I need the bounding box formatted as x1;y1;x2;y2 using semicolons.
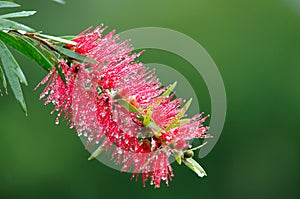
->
0;0;299;198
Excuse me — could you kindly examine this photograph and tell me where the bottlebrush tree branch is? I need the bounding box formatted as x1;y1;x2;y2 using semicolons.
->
0;1;211;188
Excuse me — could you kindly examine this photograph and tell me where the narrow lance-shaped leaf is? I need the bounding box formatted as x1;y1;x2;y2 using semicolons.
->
116;98;141;113
0;39;28;85
53;46;97;64
166;98;192;130
0;19;34;32
148;121;163;136
169;118;190;129
59;35;76;40
0;11;36;19
56;62;66;83
0;38;27;85
0;31;53;71
0;1;20;8
154;81;177;106
0;63;7;94
39;45;57;66
177;98;192;118
162;81;177;97
0;40;27;114
173;150;182;165
114;97;166;134
183;158;207;177
88;145;105;160
37;33;77;45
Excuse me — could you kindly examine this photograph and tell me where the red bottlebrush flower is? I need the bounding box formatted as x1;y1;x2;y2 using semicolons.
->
35;60;78;124
36;24;210;188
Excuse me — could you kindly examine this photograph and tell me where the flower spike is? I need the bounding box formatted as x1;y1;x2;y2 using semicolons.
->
36;25;210;188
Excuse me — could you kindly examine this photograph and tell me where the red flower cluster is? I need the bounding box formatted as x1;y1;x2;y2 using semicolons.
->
36;25;210;188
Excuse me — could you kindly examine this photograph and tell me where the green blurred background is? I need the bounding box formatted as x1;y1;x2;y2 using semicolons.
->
0;0;300;198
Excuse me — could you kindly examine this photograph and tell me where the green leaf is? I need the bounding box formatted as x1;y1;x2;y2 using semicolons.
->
0;31;53;71
0;1;20;8
0;40;27;114
177;98;192;118
0;39;27;86
148;121;162;136
154;81;177;106
53;46;97;64
0;19;34;32
59;35;76;40
88;145;105;160
183;158;207;177
39;45;57;65
169;118;190;128
166;98;193;130
173;150;182;165
0;64;7;94
116;99;141;113
37;33;77;45
0;11;36;19
56;62;66;83
162;81;177;97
